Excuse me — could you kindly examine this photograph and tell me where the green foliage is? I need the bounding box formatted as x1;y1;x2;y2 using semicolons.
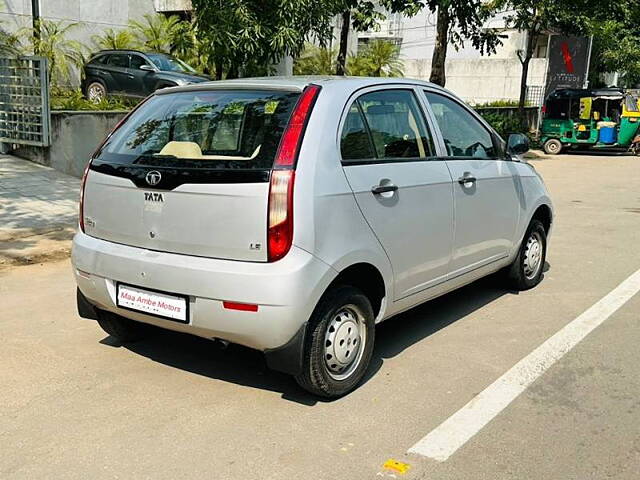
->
586;1;640;87
191;0;336;79
293;39;403;77
91;28;137;51
472;99;525;108
293;43;337;75
20;20;86;86
476;111;524;137
347;39;403;77
50;87;141;111
129;14;182;54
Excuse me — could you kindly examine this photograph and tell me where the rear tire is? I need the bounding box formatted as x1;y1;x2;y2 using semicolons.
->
543;138;563;155
295;286;375;398
506;219;547;291
86;80;107;102
97;311;150;343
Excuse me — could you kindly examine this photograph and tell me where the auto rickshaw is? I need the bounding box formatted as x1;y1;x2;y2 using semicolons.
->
540;88;640;155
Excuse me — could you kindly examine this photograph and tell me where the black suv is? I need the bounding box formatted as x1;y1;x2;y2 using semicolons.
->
82;50;209;101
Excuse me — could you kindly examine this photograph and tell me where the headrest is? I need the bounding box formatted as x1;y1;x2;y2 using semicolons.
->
158;141;202;158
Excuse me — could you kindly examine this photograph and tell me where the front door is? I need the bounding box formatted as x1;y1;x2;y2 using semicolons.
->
340;88;454;300
423;91;520;277
104;53;135;95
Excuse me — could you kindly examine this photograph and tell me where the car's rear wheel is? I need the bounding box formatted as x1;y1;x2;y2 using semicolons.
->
295;285;375;398
97;311;150;343
87;81;107;102
543;138;563;155
506;219;547;290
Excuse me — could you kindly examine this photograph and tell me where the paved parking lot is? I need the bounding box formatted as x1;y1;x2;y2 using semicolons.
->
1;153;639;479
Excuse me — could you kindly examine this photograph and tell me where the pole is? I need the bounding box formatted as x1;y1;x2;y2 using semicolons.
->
536;34;552;134
584;35;593;89
31;0;40;41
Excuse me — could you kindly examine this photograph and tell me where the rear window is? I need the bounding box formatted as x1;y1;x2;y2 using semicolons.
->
97;90;301;170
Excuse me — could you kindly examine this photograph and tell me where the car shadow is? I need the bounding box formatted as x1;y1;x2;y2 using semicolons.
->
104;268;548;406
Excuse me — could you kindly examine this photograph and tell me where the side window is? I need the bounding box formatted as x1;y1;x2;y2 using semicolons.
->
91;54;107;65
424;92;497;158
107;54;129;68
130;55;149;70
358;89;434;160
340;104;375;160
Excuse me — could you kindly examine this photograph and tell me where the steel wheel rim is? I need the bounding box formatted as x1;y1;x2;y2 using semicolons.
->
523;231;543;280
324;305;366;381
547;141;560;154
88;84;105;102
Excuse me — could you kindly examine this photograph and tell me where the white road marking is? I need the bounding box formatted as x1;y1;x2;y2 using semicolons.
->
408;267;640;462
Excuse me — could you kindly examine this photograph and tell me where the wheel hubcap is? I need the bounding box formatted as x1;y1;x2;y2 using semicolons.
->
88;84;104;102
523;232;543;279
324;305;366;381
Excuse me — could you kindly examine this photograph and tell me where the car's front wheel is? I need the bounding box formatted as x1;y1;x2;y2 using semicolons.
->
543;138;563;155
295;285;375;398
506;219;547;290
86;81;107;102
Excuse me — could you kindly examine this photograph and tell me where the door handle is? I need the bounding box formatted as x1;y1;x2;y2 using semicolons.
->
458;174;477;185
371;184;398;195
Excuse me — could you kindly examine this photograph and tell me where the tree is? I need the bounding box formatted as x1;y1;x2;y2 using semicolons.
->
21;20;85;85
333;0;422;76
191;0;335;79
129;14;182;54
425;0;502;87
91;28;137;51
294;43;337;75
492;0;612;120
587;0;640;87
348;39;403;76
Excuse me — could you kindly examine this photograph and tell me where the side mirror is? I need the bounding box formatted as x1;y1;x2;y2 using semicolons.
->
507;133;529;156
139;64;155;72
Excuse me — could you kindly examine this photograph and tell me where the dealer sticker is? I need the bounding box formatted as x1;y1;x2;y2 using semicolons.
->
117;284;187;322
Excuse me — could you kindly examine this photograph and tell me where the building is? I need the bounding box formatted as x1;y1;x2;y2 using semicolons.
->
357;9;550;104
0;1;158;47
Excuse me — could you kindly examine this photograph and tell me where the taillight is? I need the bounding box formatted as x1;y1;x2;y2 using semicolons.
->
267;84;320;262
268;170;295;261
78;161;90;232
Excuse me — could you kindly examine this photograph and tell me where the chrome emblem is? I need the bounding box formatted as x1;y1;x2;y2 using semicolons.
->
145;170;162;186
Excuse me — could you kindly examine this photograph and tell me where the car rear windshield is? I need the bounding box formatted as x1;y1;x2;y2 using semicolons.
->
96;89;301;170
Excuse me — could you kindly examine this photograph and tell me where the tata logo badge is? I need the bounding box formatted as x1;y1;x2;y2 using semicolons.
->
145;170;162;186
144;192;164;202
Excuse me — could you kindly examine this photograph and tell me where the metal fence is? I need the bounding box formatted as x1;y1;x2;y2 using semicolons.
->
525;85;545;107
0;56;50;147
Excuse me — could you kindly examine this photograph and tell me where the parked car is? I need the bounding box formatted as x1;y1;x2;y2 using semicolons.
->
73;77;553;397
81;49;209;101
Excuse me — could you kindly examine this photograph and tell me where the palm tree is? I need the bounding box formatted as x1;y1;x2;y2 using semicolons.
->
361;39;403;77
293;43;336;75
92;28;137;51
21;20;85;85
129;14;181;54
0;1;22;56
0;27;21;56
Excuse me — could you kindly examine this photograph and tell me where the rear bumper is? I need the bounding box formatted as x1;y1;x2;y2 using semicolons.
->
71;232;335;357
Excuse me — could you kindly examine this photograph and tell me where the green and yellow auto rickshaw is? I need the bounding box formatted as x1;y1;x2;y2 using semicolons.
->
540;88;640;155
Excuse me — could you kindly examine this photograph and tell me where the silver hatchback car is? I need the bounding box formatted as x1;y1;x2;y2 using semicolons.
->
73;76;553;397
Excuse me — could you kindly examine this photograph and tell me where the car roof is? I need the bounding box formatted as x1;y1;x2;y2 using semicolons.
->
156;75;447;95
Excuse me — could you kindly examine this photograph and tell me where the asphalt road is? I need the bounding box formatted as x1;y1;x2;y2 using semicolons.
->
1;153;639;479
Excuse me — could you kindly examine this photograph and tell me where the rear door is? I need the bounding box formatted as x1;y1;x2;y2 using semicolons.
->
340;87;454;300
103;53;134;94
423;90;520;277
83;89;301;262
